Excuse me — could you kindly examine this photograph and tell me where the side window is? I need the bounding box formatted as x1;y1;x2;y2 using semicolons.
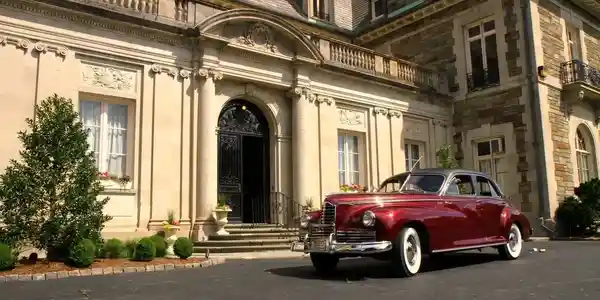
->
476;176;500;197
446;175;475;196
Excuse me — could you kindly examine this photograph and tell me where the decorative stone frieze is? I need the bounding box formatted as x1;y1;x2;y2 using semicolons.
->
195;68;223;81
0;35;69;57
81;62;137;93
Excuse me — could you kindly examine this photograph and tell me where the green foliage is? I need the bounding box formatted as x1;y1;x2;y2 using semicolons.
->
436;145;459;169
173;237;193;259
0;94;112;256
124;239;138;258
0;243;15;271
556;178;600;236
149;234;167;258
102;238;128;259
68;239;96;268
133;237;156;261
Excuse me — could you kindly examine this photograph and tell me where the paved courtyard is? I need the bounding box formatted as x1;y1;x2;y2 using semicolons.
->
2;241;599;300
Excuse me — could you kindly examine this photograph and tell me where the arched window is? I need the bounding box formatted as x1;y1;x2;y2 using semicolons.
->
575;125;596;183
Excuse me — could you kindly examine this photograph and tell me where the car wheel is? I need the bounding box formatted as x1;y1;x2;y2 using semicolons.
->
390;227;423;277
498;223;523;260
310;253;339;274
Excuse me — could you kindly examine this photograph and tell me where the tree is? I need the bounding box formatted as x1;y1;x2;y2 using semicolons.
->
0;94;111;258
436;144;459;168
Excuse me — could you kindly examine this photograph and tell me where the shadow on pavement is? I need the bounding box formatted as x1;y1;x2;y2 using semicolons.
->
265;252;500;281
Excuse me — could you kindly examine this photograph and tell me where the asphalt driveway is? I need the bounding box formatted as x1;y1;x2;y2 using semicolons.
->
2;241;599;300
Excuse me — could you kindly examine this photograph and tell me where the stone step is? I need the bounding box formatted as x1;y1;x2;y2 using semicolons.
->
208;232;299;240
224;228;299;234
195;238;298;247
225;223;291;229
194;244;292;254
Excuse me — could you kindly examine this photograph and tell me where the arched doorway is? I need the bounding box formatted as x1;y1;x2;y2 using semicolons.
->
217;99;270;224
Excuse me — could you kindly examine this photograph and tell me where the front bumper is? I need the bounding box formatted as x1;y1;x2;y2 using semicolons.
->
291;233;392;255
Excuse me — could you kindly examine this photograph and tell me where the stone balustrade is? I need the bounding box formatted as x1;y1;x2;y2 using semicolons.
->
96;0;188;21
312;35;445;93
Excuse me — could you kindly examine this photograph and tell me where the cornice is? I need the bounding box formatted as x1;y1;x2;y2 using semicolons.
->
0;0;186;46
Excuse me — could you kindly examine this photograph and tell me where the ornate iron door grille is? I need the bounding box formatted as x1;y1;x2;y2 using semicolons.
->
217;100;270;224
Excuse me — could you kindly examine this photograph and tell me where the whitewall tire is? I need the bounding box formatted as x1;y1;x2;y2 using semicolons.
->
498;223;523;260
391;227;423;277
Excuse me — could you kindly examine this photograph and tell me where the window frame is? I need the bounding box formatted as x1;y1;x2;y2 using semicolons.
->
338;131;364;186
575;127;596;184
475;175;501;198
464;17;500;90
405;141;425;171
371;0;385;20
79;96;136;182
311;0;334;22
566;23;582;61
473;137;506;189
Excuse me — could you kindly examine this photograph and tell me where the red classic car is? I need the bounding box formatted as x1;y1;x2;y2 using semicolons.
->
291;168;532;277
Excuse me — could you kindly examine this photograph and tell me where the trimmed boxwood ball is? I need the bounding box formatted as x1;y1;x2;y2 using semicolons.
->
68;239;96;268
103;238;128;258
149;234;167;257
173;237;193;259
0;243;15;271
133;237;156;261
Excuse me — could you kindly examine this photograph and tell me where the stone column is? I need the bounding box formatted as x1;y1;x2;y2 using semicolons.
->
195;68;223;224
289;87;318;206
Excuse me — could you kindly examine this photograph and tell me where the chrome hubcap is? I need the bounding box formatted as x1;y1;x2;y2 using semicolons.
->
405;235;418;265
508;229;520;252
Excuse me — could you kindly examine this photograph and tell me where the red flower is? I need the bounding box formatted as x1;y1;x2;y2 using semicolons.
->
172;219;180;226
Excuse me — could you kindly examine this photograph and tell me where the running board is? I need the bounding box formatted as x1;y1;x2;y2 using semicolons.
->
431;242;507;253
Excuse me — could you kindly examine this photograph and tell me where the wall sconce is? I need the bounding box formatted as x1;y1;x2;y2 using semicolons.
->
537;66;547;79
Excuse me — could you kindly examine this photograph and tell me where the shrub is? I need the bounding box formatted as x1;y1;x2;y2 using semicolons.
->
173;237;193;259
556;179;600;236
103;238;127;259
0;243;15;271
133;238;156;261
124;239;138;258
68;239;96;268
0;94;112;258
150;235;167;257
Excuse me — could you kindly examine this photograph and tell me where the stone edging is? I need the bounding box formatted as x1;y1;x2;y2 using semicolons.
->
0;257;226;283
550;237;600;241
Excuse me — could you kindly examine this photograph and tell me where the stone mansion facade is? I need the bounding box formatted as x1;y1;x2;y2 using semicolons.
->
0;0;599;239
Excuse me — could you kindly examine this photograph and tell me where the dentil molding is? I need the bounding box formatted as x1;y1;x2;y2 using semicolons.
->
0;35;69;57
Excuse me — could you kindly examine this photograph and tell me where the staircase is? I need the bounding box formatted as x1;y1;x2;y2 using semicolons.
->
193;224;300;254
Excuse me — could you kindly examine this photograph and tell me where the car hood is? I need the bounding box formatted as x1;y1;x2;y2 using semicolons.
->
323;192;437;206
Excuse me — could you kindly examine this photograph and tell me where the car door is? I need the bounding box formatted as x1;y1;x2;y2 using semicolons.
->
440;174;487;248
475;175;508;240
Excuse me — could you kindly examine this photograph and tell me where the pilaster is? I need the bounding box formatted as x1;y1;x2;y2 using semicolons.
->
374;107;392;180
389;110;404;174
316;95;337;200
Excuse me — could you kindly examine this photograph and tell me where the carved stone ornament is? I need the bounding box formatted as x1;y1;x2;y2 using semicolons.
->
0;35;68;57
432;119;447;127
388;110;402;118
287;87;316;102
339;109;364;126
82;64;135;92
316;95;334;106
150;64;177;77
237;22;277;53
374;107;388;116
196;68;223;81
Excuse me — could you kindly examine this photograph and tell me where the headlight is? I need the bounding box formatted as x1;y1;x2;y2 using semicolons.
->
300;214;311;228
362;210;376;227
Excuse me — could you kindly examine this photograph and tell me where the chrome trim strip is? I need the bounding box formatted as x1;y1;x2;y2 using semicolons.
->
431;242;507;253
290;233;393;255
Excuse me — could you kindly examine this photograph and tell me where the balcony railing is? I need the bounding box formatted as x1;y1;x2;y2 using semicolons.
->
560;60;600;88
311;36;445;93
466;68;500;92
84;0;188;21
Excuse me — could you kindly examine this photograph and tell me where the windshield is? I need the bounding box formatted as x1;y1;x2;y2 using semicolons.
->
400;174;445;194
378;174;408;192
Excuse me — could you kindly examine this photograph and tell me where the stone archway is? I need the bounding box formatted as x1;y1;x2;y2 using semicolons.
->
217;99;271;224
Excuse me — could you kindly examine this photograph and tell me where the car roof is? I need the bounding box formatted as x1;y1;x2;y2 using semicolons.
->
388;168;490;179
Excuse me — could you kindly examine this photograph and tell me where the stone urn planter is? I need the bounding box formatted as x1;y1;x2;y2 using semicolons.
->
212;207;232;235
163;225;181;257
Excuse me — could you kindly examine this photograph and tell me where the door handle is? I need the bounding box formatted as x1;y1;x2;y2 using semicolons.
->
475;200;483;204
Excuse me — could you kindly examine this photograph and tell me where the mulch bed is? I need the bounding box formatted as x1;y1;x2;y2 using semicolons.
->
1;257;207;276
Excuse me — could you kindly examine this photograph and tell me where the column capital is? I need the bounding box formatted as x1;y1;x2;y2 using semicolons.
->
373;107;388;116
388;109;402;118
195;68;223;81
287;86;315;102
432;119;447;127
315;95;334;106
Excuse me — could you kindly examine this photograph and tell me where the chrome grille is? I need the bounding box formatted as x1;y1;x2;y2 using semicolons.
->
335;229;376;243
321;202;335;224
308;224;334;238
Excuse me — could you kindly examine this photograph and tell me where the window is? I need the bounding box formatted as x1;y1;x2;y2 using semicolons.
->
475;176;500;197
378;173;408;192
401;174;445;193
338;132;362;185
445;175;475;196
405;142;423;171
575;126;596;184
80;100;131;178
465;19;500;92
474;138;506;189
372;0;385;19
566;24;582;61
312;0;333;21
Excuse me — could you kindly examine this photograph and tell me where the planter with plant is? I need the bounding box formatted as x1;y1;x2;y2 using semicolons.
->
161;210;180;257
213;194;233;235
97;172;131;190
302;197;316;214
340;184;364;193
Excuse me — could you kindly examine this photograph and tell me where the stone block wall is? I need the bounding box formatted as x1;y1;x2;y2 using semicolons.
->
583;23;600;70
547;87;574;200
538;0;564;78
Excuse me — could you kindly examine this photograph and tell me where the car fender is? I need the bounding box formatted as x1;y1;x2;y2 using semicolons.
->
500;206;532;240
370;206;432;241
